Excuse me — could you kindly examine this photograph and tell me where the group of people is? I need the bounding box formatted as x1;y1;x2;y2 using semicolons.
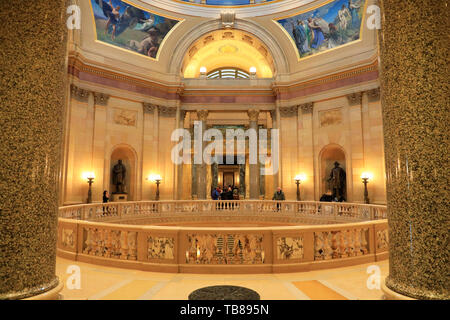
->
211;186;239;200
292;0;362;56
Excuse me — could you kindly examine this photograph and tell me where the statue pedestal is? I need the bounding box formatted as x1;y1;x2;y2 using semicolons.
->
112;193;128;202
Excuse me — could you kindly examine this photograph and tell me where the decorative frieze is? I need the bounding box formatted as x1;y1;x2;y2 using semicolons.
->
346;92;362;105
70;84;90;103
247;109;260;122
319;108;343;127
93;92;110;106
114;108;137;127
279;106;298;117
148;236;175;260
277;237;304;260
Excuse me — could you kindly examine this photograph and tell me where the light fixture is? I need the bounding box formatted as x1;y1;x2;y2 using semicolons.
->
147;174;162;200
82;172;95;204
361;172;373;204
199;66;207;75
249;66;257;74
294;174;306;201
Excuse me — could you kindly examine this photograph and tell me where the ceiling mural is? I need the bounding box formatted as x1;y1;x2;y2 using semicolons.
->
175;0;280;6
276;0;366;59
90;0;181;59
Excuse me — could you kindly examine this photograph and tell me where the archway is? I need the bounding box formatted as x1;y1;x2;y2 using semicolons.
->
319;144;347;200
182;29;275;78
168;19;289;76
109;144;138;201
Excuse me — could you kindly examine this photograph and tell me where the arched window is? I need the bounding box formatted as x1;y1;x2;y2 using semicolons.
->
207;68;250;79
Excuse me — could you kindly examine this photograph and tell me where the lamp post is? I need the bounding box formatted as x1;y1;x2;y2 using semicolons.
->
361;172;373;204
83;172;95;204
148;174;162;201
294;174;306;201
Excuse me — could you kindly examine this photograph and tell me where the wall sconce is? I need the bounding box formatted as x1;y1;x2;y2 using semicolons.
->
294;174;306;201
148;174;162;201
361;172;373;204
82;172;95;204
249;66;257;79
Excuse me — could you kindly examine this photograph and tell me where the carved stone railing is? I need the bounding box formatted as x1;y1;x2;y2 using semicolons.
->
57;201;388;273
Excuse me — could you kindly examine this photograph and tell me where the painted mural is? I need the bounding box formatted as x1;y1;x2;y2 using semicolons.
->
276;0;365;59
178;0;278;6
90;0;180;59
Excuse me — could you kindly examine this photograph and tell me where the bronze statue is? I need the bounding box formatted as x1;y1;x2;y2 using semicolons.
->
328;161;346;201
112;159;126;194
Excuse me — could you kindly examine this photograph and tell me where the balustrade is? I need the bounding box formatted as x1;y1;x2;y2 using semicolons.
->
57;200;388;273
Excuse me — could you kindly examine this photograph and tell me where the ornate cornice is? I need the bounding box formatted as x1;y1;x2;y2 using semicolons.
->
159;106;177;117
93;92;110;106
143;103;157;114
247;109;260;122
70;84;90;103
346;92;362;106
197;109;209;121
279;106;298;117
300;102;314;114
367;87;380;102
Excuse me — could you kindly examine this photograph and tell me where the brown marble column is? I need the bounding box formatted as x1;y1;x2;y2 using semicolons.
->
248;109;260;199
196;110;208;199
0;1;67;299
379;1;448;300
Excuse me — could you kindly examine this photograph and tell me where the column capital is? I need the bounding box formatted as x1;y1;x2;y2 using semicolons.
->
70;84;90;103
197;109;209;121
93;92;110;106
143;102;157;114
279;105;298;117
299;102;314;114
159;106;177;117
247;109;260;122
366;87;381;102
346;92;362;105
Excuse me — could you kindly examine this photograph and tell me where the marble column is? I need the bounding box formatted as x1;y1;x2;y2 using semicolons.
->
379;1;448;300
0;1;67;299
248;109;260;199
196;110;208;199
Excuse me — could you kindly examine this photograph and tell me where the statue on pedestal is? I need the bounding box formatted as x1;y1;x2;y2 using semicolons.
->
112;159;127;194
328;161;346;201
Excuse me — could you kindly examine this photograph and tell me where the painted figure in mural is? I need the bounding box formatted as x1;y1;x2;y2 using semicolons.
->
328;161;346;201
293;20;310;55
349;0;362;30
328;23;339;49
307;17;326;49
128;27;160;58
338;4;351;31
112;159;126;193
98;0;121;40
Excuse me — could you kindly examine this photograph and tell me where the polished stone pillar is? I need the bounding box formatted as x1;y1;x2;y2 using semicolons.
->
379;1;448;300
195;110;208;199
248;109;260;199
0;1;67;299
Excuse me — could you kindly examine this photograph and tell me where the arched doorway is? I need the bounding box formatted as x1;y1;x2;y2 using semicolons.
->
109;144;138;201
319;144;347;200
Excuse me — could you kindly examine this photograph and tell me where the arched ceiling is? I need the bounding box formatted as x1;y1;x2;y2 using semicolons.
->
182;30;275;78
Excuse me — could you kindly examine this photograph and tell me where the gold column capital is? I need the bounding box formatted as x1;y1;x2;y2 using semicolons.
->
247;109;260;122
197;109;209;121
